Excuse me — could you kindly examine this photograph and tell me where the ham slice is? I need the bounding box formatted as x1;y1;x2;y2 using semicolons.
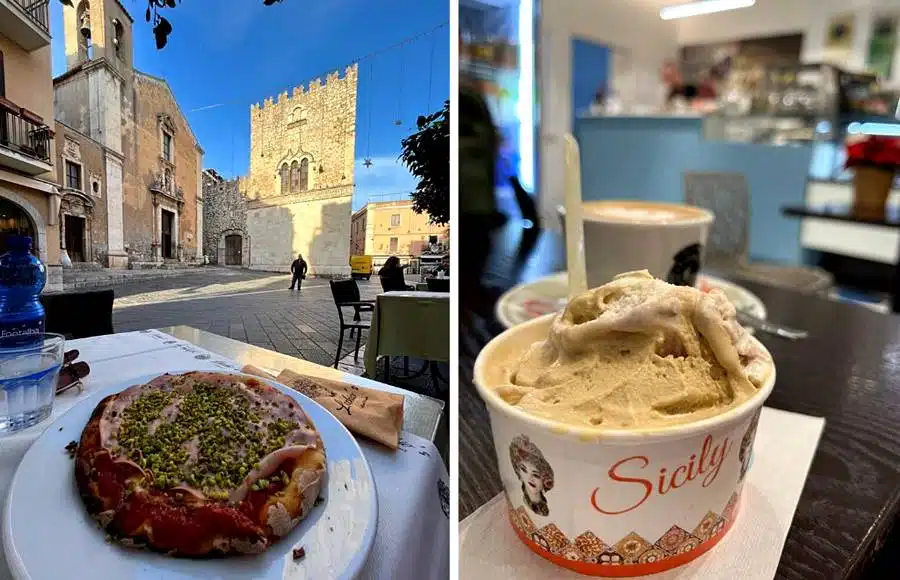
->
228;444;317;503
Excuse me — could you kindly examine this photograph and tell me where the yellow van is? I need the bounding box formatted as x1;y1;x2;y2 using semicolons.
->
349;255;373;280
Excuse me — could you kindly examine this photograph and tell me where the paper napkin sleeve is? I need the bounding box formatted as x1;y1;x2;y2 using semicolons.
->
241;365;404;449
276;369;404;450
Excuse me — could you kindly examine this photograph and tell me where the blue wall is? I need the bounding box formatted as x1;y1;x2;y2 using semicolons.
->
574;116;813;265
571;38;610;124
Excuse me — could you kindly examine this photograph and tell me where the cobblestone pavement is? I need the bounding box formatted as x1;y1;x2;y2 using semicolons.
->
112;267;379;368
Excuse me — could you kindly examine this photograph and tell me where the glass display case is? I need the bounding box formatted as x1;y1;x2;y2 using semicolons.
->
705;63;899;146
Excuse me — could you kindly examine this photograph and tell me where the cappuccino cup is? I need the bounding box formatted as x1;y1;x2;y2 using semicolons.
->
559;200;714;288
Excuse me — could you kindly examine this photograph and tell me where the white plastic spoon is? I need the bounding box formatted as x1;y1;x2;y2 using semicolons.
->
564;134;588;299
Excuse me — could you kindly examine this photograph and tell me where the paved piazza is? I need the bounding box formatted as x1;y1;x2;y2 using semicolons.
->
113;267;379;369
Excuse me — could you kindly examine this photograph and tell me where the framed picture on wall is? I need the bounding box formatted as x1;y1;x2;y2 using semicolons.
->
826;13;855;50
867;15;898;80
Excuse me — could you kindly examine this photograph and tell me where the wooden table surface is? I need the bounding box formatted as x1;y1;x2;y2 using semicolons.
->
459;222;900;579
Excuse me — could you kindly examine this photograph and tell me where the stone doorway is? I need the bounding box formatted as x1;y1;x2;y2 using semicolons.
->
64;215;86;262
0;197;37;255
161;209;175;259
224;234;242;265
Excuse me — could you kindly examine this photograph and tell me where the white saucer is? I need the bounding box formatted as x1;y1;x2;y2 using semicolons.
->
496;272;767;329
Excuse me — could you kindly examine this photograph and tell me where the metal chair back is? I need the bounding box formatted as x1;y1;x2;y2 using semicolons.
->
41;289;114;339
683;171;750;264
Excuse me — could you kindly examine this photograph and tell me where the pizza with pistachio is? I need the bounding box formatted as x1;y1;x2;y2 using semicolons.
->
74;371;326;557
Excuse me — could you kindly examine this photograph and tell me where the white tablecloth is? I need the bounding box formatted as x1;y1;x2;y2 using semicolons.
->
0;330;449;580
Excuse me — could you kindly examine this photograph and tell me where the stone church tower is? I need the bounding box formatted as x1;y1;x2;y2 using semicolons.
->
54;0;133;267
53;0;204;267
245;65;357;276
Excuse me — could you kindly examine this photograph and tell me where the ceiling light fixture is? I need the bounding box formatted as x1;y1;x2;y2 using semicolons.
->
660;0;756;20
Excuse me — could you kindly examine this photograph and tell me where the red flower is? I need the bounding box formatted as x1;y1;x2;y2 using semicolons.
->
846;136;900;170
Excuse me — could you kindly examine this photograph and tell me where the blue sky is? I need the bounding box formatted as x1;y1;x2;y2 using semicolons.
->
49;0;449;211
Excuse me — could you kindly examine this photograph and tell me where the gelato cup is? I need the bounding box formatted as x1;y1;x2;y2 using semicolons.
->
473;313;775;576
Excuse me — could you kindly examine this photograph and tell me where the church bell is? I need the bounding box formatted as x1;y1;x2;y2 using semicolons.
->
79;11;91;40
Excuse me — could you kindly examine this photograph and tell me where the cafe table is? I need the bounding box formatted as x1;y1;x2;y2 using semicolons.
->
364;292;451;380
415;279;451;292
460;222;900;579
0;326;449;580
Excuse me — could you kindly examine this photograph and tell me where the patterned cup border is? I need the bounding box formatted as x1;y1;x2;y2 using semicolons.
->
506;491;741;577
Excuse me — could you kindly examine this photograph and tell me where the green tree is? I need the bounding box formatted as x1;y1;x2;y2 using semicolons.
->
60;0;286;49
400;100;449;226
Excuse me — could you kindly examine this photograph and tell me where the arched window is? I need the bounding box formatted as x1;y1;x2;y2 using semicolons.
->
279;164;289;194
77;1;91;40
290;160;300;192
0;198;38;256
299;158;309;192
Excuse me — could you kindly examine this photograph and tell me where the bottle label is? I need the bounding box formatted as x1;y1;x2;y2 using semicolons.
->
0;320;45;345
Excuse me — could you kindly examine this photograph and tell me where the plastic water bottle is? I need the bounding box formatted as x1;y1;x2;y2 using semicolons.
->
0;235;46;345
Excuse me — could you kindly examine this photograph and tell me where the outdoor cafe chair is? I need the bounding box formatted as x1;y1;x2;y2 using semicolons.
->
329;279;374;368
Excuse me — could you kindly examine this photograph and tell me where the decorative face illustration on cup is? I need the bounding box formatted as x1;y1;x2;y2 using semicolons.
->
667;243;703;287
738;409;762;481
509;435;555;516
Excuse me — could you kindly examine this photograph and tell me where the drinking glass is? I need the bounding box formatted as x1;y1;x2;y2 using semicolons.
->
0;334;65;433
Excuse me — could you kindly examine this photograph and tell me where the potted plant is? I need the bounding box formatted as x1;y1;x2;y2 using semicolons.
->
845;135;900;219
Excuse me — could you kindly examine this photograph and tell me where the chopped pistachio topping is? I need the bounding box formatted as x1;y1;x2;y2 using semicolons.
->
116;382;299;495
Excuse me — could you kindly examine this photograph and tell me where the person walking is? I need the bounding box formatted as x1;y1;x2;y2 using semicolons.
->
289;253;308;290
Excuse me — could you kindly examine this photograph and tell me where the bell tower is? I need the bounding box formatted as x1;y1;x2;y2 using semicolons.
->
63;0;134;75
56;0;134;270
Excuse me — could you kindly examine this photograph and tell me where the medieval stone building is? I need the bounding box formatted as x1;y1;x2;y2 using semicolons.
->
202;169;249;266
51;0;203;268
240;65;358;276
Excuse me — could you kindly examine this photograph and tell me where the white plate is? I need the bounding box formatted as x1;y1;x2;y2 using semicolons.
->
496;272;767;329
3;371;377;580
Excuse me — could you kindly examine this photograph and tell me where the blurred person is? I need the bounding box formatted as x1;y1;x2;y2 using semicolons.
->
378;256;413;291
437;256;450;278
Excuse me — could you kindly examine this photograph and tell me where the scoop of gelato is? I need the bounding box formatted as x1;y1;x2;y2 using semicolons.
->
497;271;773;429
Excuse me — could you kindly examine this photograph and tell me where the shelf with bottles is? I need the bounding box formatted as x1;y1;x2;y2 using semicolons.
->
716;63;894;120
460;39;519;71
